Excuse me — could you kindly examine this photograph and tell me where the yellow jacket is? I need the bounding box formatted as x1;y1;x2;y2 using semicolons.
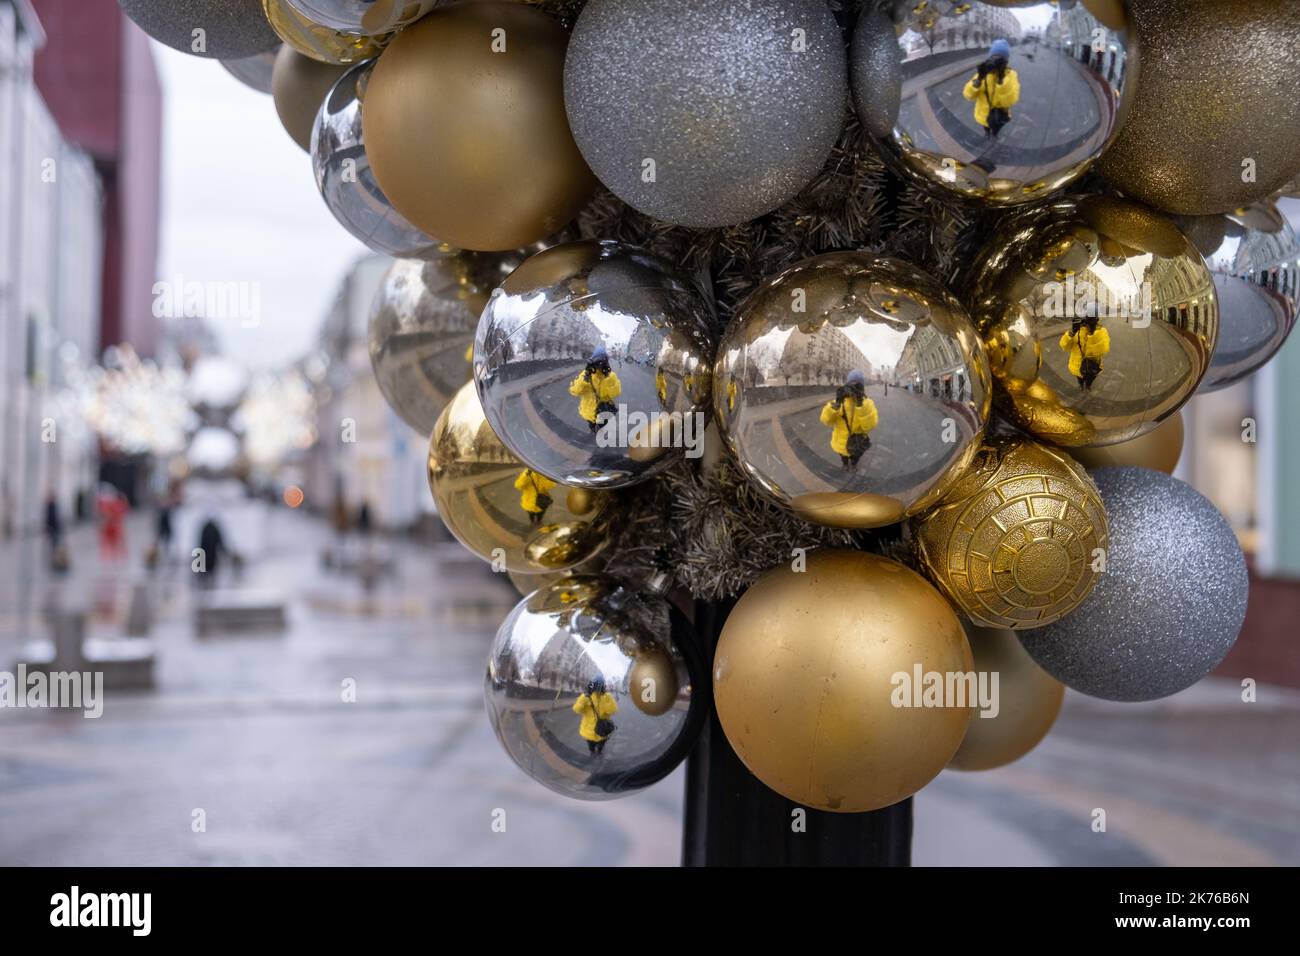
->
1058;326;1110;377
569;369;621;423
514;469;556;515
963;68;1020;127
573;691;618;741
819;395;878;456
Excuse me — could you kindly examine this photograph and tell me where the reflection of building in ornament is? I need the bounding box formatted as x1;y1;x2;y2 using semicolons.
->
895;327;969;400
1054;7;1128;85
901;3;1021;60
775;325;868;387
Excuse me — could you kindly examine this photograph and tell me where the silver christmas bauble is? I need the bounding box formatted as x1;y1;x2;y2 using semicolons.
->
1020;467;1249;702
220;47;280;93
284;0;436;35
1182;203;1300;393
312;62;444;259
485;576;705;800
852;1;1135;205
474;241;715;489
715;253;990;528
119;0;280;59
563;0;847;227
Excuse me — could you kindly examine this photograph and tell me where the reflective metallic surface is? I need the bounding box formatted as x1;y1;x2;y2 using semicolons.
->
263;0;390;65
285;0;437;35
220;47;279;94
852;1;1134;205
966;196;1218;448
1184;203;1299;393
485;576;704;800
475;241;715;489
312;62;444;259
428;382;614;573
715;254;990;528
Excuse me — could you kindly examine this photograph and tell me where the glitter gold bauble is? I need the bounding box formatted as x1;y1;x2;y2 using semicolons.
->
1097;0;1300;216
363;2;596;251
428;382;614;574
948;623;1064;772
271;46;347;151
262;0;388;65
715;253;990;529
911;437;1109;630
966;195;1217;448
713;550;973;813
1069;410;1183;474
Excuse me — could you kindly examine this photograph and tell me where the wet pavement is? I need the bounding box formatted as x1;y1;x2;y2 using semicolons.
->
1;506;1296;866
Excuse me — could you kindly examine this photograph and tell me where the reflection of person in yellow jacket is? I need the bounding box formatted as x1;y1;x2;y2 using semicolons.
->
573;676;618;755
819;369;878;469
1059;316;1110;390
726;378;737;412
963;39;1019;140
569;345;622;433
655;368;667;405
514;468;555;526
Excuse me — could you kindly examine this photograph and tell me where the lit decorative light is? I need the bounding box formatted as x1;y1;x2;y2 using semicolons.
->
232;369;318;469
65;345;191;456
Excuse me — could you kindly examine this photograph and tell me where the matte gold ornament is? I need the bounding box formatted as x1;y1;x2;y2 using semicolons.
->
1069;411;1183;474
715;254;990;528
911;437;1109;630
713;550;973;813
283;0;437;36
948;623;1064;772
428;383;614;573
1097;0;1300;216
271;45;347;151
363;2;596;251
966;195;1217;447
262;0;388;65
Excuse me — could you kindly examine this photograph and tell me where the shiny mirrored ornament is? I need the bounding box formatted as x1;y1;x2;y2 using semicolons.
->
911;436;1108;630
312;62;443;259
1179;204;1300;393
284;0;437;35
564;0;847;227
966;195;1218;447
851;2;1134;206
262;0;389;65
220;47;279;94
475;241;715;489
715;254;990;529
485;576;705;800
118;0;280;59
1021;467;1249;702
1069;410;1183;475
428;383;615;574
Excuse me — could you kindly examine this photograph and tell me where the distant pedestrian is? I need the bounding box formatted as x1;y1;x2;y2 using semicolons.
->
357;501;372;536
45;494;69;573
96;485;128;561
196;516;229;588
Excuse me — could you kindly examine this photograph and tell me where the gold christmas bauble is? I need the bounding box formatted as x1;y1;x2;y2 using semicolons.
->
1097;0;1300;216
911;437;1109;630
270;45;347;151
428;382;614;573
262;0;388;65
1069;410;1183;474
713;550;973;813
628;644;680;717
948;623;1064;772
362;2;596;251
966;195;1217;447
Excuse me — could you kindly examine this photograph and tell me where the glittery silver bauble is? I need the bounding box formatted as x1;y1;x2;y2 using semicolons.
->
485;576;705;800
563;0;847;227
852;1;1134;205
474;241;715;489
311;62;444;259
119;0;280;59
1020;467;1249;702
284;0;437;35
715;253;990;528
1179;203;1300;393
220;47;280;93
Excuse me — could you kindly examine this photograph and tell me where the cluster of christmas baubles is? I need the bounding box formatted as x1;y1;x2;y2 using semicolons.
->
130;0;1300;813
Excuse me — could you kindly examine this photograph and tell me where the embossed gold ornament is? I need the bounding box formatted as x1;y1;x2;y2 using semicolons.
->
262;0;389;66
966;195;1217;448
911;436;1109;630
713;550;973;813
428;382;614;573
715;254;990;529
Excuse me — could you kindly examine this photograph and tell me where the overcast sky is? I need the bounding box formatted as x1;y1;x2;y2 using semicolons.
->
154;43;367;369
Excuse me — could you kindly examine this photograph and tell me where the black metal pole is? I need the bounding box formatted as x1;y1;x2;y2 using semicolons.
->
681;598;913;866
